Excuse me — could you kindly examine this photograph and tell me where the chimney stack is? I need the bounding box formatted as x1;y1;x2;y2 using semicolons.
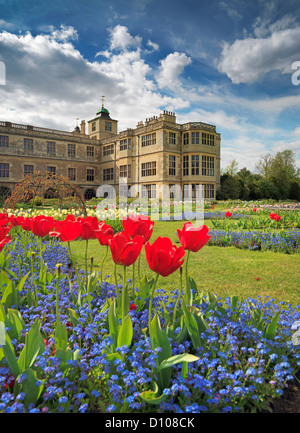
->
80;120;86;135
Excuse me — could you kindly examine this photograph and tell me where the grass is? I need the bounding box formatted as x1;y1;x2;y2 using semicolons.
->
68;220;300;307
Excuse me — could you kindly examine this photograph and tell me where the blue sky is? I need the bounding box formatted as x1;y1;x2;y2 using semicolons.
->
0;0;299;171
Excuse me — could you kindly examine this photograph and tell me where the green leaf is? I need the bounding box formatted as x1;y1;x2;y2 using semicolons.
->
26;289;36;308
54;322;68;352
139;382;166;405
150;314;172;362
5;309;26;342
2;332;20;378
230;295;240;311
118;284;130;319
117;314;133;348
265;311;281;340
54;348;73;366
18;320;45;372
67;308;80;328
139;389;166;405
138;277;154;309
192;306;209;334
158;353;199;371
1;271;17;309
15;368;44;408
149;314;172;391
108;299;120;350
185;277;193;306
181;361;188;379
106;352;122;363
16;272;30;292
174;317;188;345
0;301;5;322
182;303;202;349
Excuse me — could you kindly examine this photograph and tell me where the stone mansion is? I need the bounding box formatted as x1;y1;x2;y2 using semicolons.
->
0;102;221;201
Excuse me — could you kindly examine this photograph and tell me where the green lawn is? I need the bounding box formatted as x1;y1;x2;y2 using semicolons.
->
68;220;300;306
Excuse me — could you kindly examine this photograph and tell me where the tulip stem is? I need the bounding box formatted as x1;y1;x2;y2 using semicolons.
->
56;264;61;326
173;267;183;329
148;273;159;330
114;263;119;299
85;240;89;277
138;255;141;284
100;246;108;285
68;241;79;284
39;237;44;268
132;262;135;299
30;251;38;302
122;266;127;322
185;250;190;288
184;250;191;304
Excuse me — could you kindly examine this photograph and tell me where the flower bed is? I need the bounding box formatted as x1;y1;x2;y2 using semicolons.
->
208;229;300;254
0;213;299;413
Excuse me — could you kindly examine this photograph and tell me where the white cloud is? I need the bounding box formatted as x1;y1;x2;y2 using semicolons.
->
146;39;159;52
156;52;191;90
219;2;242;20
218;24;300;83
108;24;142;51
0;25;190;132
49;25;79;42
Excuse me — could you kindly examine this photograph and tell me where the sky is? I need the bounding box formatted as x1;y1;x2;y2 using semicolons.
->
0;0;299;171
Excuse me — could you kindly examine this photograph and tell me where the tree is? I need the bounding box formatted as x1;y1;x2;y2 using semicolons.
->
256;178;280;200
216;173;241;200
221;158;239;176
255;150;299;199
268;150;299;199
288;179;300;201
255;153;273;177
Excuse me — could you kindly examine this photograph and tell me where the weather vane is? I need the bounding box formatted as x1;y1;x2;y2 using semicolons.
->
101;96;105;107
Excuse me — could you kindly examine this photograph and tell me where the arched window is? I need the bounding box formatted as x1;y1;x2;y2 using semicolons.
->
85;189;96;200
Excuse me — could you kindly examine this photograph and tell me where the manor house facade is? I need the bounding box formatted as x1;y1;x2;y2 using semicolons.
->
0;103;221;201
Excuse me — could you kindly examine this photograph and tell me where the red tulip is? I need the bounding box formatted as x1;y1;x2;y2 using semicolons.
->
9;215;19;226
31;215;54;237
0;225;12;251
225;212;232;218
253;208;257;212
0;213;9;226
108;231;144;266
95;222;114;246
50;219;82;242
77;216;100;240
269;213;281;221
65;214;76;221
122;214;154;244
14;216;32;231
145;236;185;277
177;222;210;252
